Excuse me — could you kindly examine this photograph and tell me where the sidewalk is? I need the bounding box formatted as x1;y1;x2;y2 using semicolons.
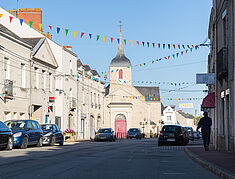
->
185;146;235;179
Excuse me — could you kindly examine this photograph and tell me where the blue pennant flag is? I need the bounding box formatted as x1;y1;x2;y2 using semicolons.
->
117;38;120;44
57;27;60;34
89;34;92;39
176;53;179;57
142;42;145;46
20;19;23;26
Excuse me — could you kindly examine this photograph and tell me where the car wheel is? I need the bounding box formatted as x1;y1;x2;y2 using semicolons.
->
50;136;55;146
37;137;43;147
59;137;64;146
20;137;28;149
6;137;13;150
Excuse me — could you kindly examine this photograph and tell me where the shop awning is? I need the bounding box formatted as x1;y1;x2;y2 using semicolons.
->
201;92;215;108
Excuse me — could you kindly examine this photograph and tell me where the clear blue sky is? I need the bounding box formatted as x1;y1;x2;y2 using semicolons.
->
0;0;212;115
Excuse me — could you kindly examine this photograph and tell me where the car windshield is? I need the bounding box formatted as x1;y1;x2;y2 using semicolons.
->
163;126;180;132
97;129;111;133
41;125;53;131
5;121;26;129
129;129;138;132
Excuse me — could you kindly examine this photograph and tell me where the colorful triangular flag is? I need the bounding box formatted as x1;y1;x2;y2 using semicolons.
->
89;34;92;39
57;27;60;34
9;16;13;23
74;31;77;38
111;37;113;43
80;32;85;38
65;29;69;36
97;35;100;41
29;21;33;28
20;19;23;26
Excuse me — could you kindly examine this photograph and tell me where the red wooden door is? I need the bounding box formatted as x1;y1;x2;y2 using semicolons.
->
115;120;126;138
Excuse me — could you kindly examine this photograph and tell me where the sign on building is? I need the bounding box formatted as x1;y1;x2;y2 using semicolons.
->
179;103;194;108
196;73;215;84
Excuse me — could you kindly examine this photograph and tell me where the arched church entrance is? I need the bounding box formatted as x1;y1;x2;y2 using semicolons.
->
115;114;127;138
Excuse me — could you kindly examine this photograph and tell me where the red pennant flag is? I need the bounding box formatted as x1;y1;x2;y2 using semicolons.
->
178;45;181;49
111;37;113;43
152;43;155;48
49;25;52;30
164;57;167;60
80;32;85;38
158;43;160;48
173;44;175;49
137;41;139;46
9;16;13;23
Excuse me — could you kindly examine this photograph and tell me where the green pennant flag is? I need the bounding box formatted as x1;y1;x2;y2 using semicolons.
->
168;44;170;49
127;66;130;68
124;39;126;45
173;54;175;58
97;35;100;41
152;60;155;63
29;21;33;28
144;63;146;66
190;48;193;52
65;29;69;36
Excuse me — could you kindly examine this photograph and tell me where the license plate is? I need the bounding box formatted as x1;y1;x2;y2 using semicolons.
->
167;139;175;142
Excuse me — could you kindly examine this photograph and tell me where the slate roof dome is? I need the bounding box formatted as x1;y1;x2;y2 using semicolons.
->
110;27;132;67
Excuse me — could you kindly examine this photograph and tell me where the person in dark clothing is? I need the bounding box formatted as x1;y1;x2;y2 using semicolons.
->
197;112;212;151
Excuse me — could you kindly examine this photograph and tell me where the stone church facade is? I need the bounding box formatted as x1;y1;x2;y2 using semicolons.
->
104;28;162;137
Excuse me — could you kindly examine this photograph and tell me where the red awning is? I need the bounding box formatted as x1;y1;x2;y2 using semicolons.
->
201;92;215;108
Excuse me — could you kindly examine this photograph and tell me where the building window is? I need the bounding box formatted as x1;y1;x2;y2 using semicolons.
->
3;57;10;79
119;69;123;79
221;98;225;135
98;94;100;105
167;116;171;121
91;92;93;107
42;70;46;91
49;73;53;92
82;88;85;104
222;11;227;48
35;67;39;89
21;63;26;88
94;93;96;106
70;60;73;75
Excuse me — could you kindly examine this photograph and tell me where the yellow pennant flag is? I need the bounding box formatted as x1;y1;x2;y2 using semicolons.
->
39;23;42;31
168;56;170;59
87;77;89;80
74;31;77;38
103;36;106;42
130;40;133;45
140;64;142;67
186;49;188;53
0;14;3;18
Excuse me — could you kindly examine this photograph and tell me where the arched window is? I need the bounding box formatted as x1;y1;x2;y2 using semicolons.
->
119;69;123;79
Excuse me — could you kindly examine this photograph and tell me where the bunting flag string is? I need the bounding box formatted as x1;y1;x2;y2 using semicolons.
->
122;95;203;101
0;14;202;50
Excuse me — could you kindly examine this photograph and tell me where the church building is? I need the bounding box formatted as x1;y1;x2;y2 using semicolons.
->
104;27;162;137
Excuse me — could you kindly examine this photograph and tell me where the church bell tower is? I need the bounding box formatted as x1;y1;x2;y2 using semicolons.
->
109;24;132;93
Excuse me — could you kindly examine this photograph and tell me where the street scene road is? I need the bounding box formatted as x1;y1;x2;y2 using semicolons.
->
0;139;219;179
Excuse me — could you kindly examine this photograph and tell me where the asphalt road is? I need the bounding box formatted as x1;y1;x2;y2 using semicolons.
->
0;139;219;179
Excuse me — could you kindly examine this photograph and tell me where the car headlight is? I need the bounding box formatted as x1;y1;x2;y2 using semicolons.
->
44;132;52;137
14;132;22;137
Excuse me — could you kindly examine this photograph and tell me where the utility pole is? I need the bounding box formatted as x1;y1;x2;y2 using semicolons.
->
16;0;19;18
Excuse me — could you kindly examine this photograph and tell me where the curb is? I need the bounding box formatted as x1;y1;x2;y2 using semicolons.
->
184;148;235;179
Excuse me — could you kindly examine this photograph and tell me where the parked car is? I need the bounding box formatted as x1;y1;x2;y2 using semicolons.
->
41;124;64;146
0;121;13;150
4;120;43;149
193;131;200;139
185;127;194;141
127;128;141;139
94;128;115;142
158;125;189;146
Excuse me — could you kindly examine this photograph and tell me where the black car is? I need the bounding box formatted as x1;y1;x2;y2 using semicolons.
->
127;128;141;139
158;125;189;146
0;121;13;150
41;124;64;146
94;128;115;142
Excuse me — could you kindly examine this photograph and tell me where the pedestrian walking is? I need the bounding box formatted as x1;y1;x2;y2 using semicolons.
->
197;112;212;151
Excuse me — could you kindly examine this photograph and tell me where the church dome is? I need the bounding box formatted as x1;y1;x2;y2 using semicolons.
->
110;26;132;68
110;54;131;67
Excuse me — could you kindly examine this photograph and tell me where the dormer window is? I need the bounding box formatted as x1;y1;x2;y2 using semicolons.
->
119;69;123;79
